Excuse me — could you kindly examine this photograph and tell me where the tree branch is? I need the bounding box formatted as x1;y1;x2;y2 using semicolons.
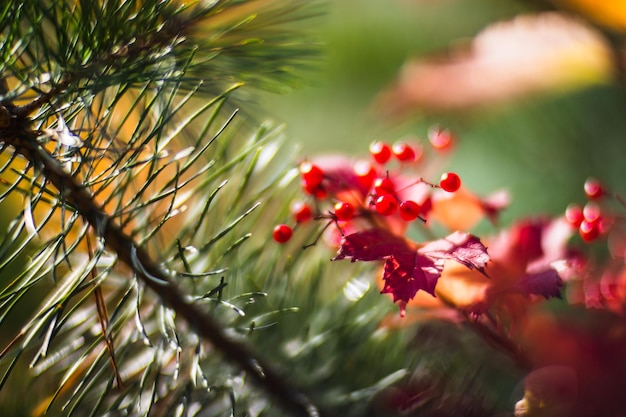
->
0;114;323;417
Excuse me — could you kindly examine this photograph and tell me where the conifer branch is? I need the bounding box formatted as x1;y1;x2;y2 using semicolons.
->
0;107;322;416
0;1;323;414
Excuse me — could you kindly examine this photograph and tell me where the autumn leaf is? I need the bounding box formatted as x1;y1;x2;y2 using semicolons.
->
418;231;490;276
517;270;563;299
374;12;613;116
334;229;489;315
422;218;573;323
333;228;412;262
429;188;510;231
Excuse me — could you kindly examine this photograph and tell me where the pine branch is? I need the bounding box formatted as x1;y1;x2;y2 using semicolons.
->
1;91;322;417
0;1;324;415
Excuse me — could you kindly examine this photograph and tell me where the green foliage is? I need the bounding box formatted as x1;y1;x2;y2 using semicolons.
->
0;1;327;415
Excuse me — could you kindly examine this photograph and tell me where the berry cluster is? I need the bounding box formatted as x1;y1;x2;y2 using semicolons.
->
273;135;462;244
564;177;623;243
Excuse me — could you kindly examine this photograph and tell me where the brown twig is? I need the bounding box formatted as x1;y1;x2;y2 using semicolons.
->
12;80;72;119
86;229;125;390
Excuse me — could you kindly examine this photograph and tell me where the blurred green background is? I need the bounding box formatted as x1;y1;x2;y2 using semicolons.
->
259;0;626;226
2;1;625;415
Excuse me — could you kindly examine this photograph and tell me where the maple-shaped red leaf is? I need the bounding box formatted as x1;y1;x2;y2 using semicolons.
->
382;252;442;300
334;229;490;315
418;231;490;276
332;228;412;262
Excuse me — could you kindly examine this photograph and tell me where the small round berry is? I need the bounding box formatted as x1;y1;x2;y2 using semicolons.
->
334;201;355;221
582;202;601;223
374;194;398;216
302;181;327;199
584;177;604;200
598;216;613;235
291;202;312;223
392;142;416;162
565;203;584;228
579;220;600;242
299;161;324;187
428;127;454;151
354;160;377;190
373;177;395;196
399;200;421;221
369;141;392;165
273;224;293;243
439;172;461;192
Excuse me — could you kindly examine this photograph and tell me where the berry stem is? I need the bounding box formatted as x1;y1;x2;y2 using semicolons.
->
394;177;433;193
302;219;335;249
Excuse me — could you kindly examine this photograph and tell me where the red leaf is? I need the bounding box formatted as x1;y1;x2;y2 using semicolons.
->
381;252;442;300
334;230;490;314
518;269;563;299
332;229;411;262
419;231;490;276
481;189;511;226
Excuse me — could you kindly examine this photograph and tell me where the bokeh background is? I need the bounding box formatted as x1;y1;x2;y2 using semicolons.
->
259;0;626;227
2;1;626;415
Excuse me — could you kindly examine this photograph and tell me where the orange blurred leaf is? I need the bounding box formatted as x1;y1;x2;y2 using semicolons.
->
375;12;614;116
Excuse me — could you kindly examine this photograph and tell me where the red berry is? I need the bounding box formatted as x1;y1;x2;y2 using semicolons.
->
299;161;324;187
392;142;416;162
598;217;613;235
583;202;601;223
354;160;377;190
584;177;604;200
374;194;398;216
302;181;327;199
369;141;392;165
273;224;293;243
399;200;421;221
428;127;454;151
373;177;395;196
291;202;312;223
565;203;583;228
334;201;355;221
579;220;599;242
439;172;461;192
